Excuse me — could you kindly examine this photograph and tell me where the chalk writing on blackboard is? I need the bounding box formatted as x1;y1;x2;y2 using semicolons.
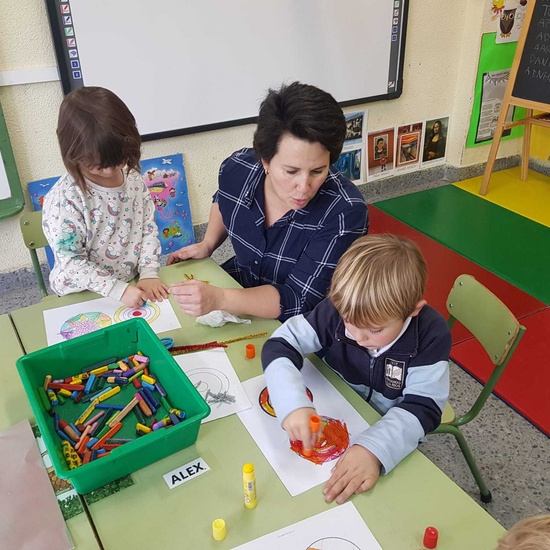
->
513;1;550;103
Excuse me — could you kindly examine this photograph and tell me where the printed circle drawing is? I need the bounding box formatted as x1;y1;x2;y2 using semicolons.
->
59;312;112;340
259;386;313;417
187;368;230;397
114;302;160;324
307;537;361;550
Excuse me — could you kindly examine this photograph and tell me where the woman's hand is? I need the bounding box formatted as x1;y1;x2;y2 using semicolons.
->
322;445;381;504
136;278;169;301
169;280;224;316
166;241;212;265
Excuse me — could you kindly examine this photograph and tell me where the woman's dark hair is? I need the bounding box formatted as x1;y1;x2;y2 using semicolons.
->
253;82;346;165
57;86;141;188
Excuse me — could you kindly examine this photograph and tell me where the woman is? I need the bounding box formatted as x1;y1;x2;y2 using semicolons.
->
168;82;369;321
423;120;446;161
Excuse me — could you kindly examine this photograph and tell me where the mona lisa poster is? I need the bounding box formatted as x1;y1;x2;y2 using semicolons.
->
421;117;449;166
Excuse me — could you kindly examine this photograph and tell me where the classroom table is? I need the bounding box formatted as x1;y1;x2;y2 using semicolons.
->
9;259;506;549
0;314;101;550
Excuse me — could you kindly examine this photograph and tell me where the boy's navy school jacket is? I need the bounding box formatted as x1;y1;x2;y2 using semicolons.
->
262;297;451;474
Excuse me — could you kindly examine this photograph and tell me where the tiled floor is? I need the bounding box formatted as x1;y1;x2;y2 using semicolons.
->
2;280;548;531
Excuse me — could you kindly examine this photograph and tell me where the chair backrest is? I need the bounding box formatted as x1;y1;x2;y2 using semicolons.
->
447;274;522;366
446;274;526;424
20;210;48;249
19;211;49;297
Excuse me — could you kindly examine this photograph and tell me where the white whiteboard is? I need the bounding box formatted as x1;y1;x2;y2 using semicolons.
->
47;0;408;139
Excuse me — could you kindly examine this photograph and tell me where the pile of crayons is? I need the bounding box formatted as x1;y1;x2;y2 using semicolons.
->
36;353;187;470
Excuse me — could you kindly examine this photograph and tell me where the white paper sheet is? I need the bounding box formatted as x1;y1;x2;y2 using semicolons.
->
237;359;370;497
0;151;11;200
43;296;181;345
174;349;252;422
232;502;382;550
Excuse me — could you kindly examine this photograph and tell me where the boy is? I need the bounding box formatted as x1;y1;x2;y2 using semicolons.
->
262;234;451;504
496;514;550;549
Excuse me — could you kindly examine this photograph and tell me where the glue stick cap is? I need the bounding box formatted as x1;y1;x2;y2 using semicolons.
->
309;415;321;433
212;518;227;541
423;526;439;549
245;343;255;359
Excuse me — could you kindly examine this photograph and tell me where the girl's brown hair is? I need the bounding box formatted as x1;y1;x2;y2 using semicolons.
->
57;86;141;188
329;234;427;327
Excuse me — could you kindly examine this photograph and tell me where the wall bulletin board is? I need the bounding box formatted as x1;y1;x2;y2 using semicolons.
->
466;33;525;148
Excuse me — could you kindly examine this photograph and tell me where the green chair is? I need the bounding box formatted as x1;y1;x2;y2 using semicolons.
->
432;274;526;503
19;210;50;298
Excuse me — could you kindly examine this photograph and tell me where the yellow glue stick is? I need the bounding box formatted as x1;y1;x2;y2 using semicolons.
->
243;463;257;509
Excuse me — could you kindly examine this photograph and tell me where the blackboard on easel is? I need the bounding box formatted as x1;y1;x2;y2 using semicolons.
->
480;0;550;195
512;0;550;105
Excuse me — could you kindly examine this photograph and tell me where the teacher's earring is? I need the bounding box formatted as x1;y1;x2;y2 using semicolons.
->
264;169;269;175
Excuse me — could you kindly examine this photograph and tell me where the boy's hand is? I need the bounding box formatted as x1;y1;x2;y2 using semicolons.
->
282;407;317;453
323;445;381;504
121;285;147;309
136;278;169;301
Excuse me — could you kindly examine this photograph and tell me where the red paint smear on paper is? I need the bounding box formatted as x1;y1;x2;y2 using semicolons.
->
290;416;349;464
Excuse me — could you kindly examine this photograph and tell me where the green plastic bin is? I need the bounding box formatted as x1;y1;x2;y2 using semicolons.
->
16;318;210;493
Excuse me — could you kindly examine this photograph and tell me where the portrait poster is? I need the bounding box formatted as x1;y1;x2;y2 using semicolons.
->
367;128;395;181
396;122;423;171
141;153;194;255
421;117;449;166
335;110;367;184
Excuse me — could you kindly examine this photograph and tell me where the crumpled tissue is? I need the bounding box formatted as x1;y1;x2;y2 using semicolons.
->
196;310;252;327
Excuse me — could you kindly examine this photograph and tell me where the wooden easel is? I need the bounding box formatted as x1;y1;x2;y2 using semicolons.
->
480;0;550;195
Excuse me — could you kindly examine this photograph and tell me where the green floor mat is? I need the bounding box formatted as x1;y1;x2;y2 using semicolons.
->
375;185;550;304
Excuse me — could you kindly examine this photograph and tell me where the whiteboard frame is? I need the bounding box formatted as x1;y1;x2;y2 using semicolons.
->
46;0;409;141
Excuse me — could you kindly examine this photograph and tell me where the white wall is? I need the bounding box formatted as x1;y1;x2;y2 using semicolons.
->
0;0;520;274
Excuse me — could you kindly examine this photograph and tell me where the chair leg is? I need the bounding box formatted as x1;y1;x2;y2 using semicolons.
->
30;250;48;298
435;425;492;503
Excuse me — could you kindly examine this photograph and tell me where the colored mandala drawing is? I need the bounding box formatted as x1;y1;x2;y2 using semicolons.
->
59;312;112;340
290;416;349;465
259;386;313;417
307;537;361;549
114;302;161;324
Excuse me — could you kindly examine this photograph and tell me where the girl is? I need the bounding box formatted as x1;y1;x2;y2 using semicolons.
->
43;86;168;308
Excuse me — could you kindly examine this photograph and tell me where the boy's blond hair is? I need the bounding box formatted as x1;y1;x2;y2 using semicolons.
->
329;234;427;327
496;515;550;550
